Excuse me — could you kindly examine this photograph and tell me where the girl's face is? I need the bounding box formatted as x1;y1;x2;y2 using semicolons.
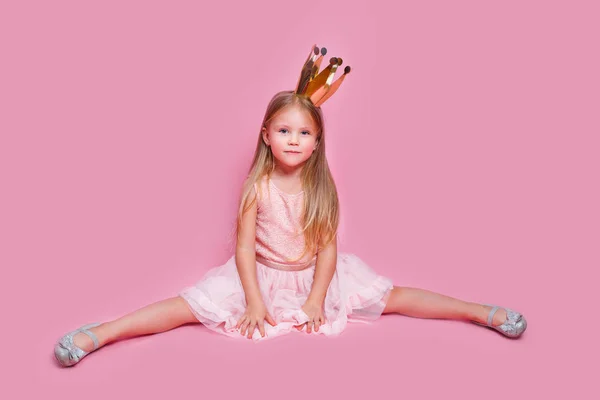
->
262;105;318;172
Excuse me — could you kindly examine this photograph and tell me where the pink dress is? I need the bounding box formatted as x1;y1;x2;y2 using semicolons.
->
178;175;394;342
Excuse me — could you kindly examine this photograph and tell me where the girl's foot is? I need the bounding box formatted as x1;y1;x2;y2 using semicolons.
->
472;304;527;338
481;305;507;327
54;323;105;367
72;325;104;352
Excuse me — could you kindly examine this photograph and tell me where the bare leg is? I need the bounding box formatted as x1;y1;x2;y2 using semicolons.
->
383;286;507;326
72;296;199;352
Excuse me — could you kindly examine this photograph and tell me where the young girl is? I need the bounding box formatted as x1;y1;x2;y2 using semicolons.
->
54;47;527;368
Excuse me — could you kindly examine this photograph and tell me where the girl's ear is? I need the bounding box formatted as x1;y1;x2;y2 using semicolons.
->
262;127;269;146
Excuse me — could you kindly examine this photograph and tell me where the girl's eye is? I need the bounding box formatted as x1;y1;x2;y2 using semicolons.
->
278;129;310;135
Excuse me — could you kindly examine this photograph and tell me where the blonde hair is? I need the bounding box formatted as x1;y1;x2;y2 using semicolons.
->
234;90;339;261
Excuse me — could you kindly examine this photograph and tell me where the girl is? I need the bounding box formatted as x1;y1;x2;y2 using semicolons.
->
54;62;527;368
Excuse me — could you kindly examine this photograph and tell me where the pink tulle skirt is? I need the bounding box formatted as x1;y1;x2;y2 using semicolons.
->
178;252;394;342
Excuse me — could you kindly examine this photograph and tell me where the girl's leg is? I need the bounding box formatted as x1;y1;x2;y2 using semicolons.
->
72;296;199;352
382;286;507;326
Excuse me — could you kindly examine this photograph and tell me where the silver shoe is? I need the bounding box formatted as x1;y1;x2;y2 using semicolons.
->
54;323;101;367
473;304;527;338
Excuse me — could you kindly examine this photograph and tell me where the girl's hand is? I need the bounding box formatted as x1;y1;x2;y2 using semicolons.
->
297;300;326;333
235;300;277;339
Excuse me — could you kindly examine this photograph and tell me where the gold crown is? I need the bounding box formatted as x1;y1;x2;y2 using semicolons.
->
294;44;351;107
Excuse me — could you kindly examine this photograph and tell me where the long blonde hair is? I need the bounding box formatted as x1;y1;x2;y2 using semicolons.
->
235;90;339;261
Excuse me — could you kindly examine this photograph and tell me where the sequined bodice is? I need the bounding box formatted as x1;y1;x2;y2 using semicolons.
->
254;175;317;271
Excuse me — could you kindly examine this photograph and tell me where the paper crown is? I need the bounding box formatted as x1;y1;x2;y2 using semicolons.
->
294;44;351;107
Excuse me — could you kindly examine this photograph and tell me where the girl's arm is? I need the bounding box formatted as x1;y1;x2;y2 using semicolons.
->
306;235;337;305
235;187;263;306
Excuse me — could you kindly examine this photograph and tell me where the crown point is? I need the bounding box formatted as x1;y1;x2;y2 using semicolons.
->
298;46;350;106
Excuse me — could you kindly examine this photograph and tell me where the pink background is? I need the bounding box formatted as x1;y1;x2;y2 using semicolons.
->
2;0;597;398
